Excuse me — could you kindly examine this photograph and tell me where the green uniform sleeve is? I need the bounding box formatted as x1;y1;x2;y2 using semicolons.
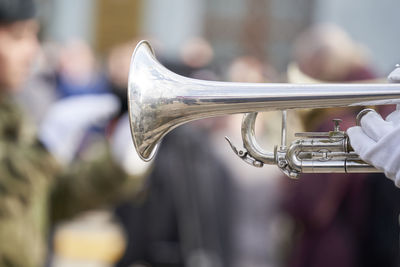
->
50;147;146;223
0;96;60;267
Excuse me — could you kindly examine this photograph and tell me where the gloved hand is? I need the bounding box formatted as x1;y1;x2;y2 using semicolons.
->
110;113;152;177
39;94;120;165
347;109;400;186
347;66;400;186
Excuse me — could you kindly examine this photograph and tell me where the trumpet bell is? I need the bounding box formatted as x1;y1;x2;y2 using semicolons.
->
128;40;158;161
129;40;209;161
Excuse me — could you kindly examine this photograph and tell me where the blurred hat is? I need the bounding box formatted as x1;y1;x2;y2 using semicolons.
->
287;62;321;84
292;24;370;82
0;0;35;23
287;61;385;84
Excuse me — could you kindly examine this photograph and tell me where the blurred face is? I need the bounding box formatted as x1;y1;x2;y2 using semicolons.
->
0;19;39;91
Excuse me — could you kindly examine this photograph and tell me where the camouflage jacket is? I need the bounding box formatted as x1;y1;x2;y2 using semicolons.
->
0;95;142;267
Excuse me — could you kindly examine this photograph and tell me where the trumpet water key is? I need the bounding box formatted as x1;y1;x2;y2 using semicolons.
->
128;40;400;178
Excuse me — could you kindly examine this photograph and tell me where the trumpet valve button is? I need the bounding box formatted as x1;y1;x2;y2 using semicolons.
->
332;119;342;131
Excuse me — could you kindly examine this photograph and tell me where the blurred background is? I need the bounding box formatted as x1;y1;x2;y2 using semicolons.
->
22;0;400;267
36;0;400;74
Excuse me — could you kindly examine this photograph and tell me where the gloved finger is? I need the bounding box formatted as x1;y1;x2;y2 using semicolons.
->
385;105;400;123
387;66;400;83
386;109;400;123
360;111;394;142
347;126;377;159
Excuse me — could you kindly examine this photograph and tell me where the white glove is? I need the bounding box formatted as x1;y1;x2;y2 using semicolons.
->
110;113;152;176
388;65;400;83
39;94;120;165
347;107;400;186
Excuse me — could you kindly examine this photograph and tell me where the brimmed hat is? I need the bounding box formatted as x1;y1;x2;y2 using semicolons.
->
0;0;35;23
292;24;368;82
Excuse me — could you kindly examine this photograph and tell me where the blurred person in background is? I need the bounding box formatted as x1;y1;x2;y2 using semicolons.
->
55;39;109;98
217;55;286;267
111;37;235;267
106;39;134;118
0;1;150;266
227;56;278;83
179;36;218;80
282;24;400;267
18;38;110;124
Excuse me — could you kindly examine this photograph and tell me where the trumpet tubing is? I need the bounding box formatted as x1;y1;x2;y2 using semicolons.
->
128;40;400;178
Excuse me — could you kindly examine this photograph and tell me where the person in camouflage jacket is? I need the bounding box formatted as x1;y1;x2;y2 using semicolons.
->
0;1;148;266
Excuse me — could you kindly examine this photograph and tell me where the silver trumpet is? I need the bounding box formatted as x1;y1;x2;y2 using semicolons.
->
128;40;400;178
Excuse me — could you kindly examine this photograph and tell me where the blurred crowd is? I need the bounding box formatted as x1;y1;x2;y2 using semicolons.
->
1;1;400;267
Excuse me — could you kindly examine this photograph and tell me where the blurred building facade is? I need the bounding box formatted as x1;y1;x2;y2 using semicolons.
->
40;0;400;75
